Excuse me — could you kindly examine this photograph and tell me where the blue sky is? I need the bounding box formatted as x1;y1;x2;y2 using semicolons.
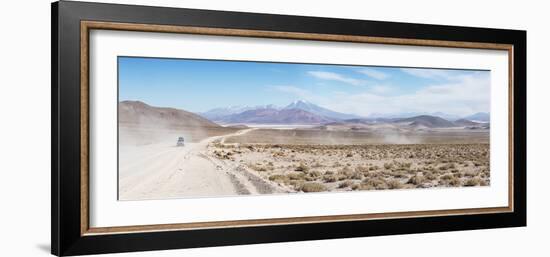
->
119;57;490;117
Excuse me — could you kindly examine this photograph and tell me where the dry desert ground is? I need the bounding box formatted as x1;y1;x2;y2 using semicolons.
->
119;124;489;200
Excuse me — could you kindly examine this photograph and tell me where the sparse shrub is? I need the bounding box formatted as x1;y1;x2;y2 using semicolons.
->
295;163;309;172
289;180;305;190
338;180;353;188
355;165;369;173
337;174;348;181
392;172;407;179
352;183;375;191
449;177;462;186
300;182;327;192
323;174;338;183
308;170;321;178
387;179;403;189
268;174;288;182
383;163;394;170
304;176;315;181
288;172;305;180
407;175;425;185
464;170;478;177
440;174;453;180
362;178;387;189
350;171;363;180
464;177;481;187
424;172;437;180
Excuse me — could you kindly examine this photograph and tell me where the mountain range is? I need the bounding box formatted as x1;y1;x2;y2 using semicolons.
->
119;100;489;130
199;100;489;126
200;100;358;121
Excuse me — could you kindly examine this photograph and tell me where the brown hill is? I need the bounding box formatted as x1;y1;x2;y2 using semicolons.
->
119;101;220;128
395;115;456;128
453;119;482;126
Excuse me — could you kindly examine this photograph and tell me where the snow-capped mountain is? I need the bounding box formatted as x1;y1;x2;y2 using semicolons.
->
282;100;360;120
219;107;336;124
200;100;360;124
200;105;279;120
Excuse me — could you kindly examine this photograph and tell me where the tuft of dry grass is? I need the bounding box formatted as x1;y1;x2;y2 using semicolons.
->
448;177;462;186
294;162;310;172
407;175;425;186
362;178;388;190
287;172;305;180
338;180;354;188
440;174;454;180
355;165;369;173
300;182;327;192
323;174;338;183
387;179;403;189
213;142;490;193
464;177;481;186
268;174;288;183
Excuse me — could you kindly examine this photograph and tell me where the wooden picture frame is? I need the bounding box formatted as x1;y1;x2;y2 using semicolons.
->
52;1;526;256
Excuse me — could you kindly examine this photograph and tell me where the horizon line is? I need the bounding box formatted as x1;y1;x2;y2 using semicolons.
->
119;99;490;119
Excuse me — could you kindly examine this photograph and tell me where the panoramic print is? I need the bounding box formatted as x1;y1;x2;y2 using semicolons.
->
118;57;490;201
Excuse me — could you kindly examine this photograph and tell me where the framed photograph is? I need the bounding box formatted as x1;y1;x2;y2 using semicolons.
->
52;1;526;256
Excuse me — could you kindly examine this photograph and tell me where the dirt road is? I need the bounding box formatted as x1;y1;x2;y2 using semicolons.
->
118;128;285;200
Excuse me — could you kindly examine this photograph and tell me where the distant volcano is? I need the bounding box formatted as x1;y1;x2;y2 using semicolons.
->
282;100;360;120
201;100;360;124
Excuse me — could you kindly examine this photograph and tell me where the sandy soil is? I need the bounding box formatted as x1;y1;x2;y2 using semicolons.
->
208;143;490;193
119;125;490;199
208;127;490;193
119;128;288;200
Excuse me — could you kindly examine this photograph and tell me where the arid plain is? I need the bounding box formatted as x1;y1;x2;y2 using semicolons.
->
118;101;490;200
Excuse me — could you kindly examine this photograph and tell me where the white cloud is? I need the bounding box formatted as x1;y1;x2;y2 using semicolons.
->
307;71;365;86
400;68;463;81
368;85;395;95
321;72;490;117
271;72;490;117
356;69;389;80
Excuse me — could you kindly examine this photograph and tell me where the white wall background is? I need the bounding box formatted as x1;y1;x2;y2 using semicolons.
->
0;0;547;256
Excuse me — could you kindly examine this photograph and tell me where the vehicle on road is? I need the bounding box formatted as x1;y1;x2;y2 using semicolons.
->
176;137;185;146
